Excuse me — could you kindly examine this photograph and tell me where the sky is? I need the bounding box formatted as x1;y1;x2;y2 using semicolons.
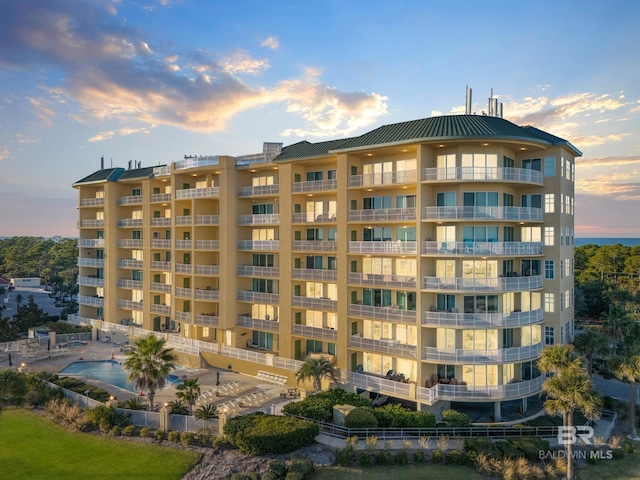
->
0;0;639;238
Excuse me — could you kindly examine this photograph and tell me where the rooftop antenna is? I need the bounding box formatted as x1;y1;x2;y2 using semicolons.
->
100;155;104;170
465;85;472;115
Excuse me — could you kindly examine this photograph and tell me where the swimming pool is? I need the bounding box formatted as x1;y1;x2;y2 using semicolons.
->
59;360;184;392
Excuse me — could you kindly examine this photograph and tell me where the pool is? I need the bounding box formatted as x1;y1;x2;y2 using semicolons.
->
59;360;184;392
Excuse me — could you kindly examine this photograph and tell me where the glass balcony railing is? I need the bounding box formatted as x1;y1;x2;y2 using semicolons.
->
423;206;542;221
422;275;543;292
422;241;543;256
423;167;543;185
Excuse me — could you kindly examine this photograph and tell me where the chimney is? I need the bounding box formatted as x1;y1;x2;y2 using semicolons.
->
128;160;132;170
100;156;104;170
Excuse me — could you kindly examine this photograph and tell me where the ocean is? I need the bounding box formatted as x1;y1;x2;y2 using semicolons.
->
575;238;640;247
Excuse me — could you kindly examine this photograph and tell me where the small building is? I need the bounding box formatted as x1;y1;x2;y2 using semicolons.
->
11;277;42;288
0;277;11;290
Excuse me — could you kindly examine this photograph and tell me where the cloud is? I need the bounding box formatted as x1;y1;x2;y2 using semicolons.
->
29;97;55;125
577;170;640;200
260;36;279;50
88;126;153;142
0;1;386;136
0;147;9;160
577;155;640;168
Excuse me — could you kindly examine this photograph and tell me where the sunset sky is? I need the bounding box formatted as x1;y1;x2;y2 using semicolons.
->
1;0;639;237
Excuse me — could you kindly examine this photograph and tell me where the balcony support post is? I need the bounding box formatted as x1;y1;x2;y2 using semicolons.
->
522;397;528;413
494;401;502;422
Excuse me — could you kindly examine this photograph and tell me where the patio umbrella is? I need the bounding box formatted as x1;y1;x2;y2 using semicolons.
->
8;353;12;367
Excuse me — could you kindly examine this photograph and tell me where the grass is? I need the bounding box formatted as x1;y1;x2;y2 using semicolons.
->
575;453;640;479
313;465;485;480
0;409;200;480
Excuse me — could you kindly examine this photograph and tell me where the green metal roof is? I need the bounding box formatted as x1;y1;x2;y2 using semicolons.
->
117;166;157;181
72;168;123;186
275;114;581;161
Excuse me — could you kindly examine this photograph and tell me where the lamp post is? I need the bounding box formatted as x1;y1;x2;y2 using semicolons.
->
19;362;25;373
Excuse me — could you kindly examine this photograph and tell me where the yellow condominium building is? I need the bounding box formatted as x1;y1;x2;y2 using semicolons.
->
72;113;579;420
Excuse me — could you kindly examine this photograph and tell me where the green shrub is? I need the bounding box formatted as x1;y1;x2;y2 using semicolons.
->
268;459;287;477
86;404;131;431
212;435;226;449
109;425;121;436
465;438;502;459
155;429;167;442
140;427;151;438
624;442;636;454
224;413;319;455
289;456;314;477
122;425;136;436
496;440;524;460
413;450;425;464
446;449;469;465
413;410;437;428
358;452;373;466
375;450;392;465
509;436;550;461
181;432;194;447
394;451;408;465
261;473;280;480
284;473;305;480
168;430;182;443
345;407;378;429
442;409;471;427
335;446;353;467
282;388;372;422
432;450;443;464
611;448;625;460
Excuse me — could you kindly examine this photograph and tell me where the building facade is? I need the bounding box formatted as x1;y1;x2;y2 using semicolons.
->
72;114;579;419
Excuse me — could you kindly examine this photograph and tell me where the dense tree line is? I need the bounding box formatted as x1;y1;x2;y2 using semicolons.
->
0;236;78;296
575;244;640;320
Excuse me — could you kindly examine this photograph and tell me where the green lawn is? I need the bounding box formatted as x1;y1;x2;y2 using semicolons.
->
0;409;200;480
575;452;640;480
313;465;486;480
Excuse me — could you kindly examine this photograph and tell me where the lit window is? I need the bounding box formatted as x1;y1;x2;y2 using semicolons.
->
544;227;555;246
545;293;555;313
545;194;555;213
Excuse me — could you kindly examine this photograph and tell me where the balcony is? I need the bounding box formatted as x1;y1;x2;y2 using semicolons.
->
151;282;171;293
350;208;416;222
77;258;104;268
423;206;543;222
422;342;543;364
196;265;219;275
151;261;171;271
117;218;143;228
350;170;418;187
237;291;280;304
151;239;171;248
175;215;192;225
117;239;143;248
175;310;192;322
237;240;279;251
344;371;412;399
416;375;544;403
80;219;104;228
422;241;544;256
117;279;143;289
117;299;143;310
291;296;337;311
150;304;170;315
292;268;337;281
118;259;143;268
292;213;337;224
175;263;192;274
292;179;337;193
422;308;544;328
79;296;104;307
292;324;338;341
237;214;280;225
175;287;192;298
349;335;417;358
117;195;143;206
175;186;219;199
195;240;218;250
151;217;171;226
195;314;219;327
79;239;105;248
292;240;337;252
151;193;171;203
422;275;543;292
80;197;105;207
236;315;280;332
349;241;417;254
195;215;219;225
237;266;280;277
174;156;219;170
348;272;416;289
237;184;280;197
195;289;219;301
79;276;104;287
175;240;192;249
348;304;417;324
422;167;544;185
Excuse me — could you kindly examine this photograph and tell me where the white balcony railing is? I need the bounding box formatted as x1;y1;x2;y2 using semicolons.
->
151;239;171;248
117;239;143;248
174;156;219;170
195;240;218;250
195;289;219;301
175;263;192;274
195;215;219;225
175;240;192;249
348;272;416;289
151;261;171;271
291;296;337;311
292;179;337;193
77;258;104;268
117;195;143;206
79;277;104;287
175;215;192;225
292;268;338;282
175;311;192;322
195;314;219;327
117;218;143;228
237;184;280;197
422;275;543;292
150;193;171;203
175;287;192;298
237;266;280;277
422;342;543;363
423;167;544;185
348;208;416;222
348;170;418;187
79;238;105;248
236;315;280;332
348;304;417;324
292;213;337;223
422;206;543;221
422;308;544;328
80;219;104;228
291;324;338;341
237;240;279;251
422;241;544;256
292;241;337;252
176;186;219;199
237;291;280;304
117;299;143;310
150;282;171;293
195;265;219;275
151;217;171;226
150;304;171;315
117;279;143;289
416;375;544;403
80;197;105;207
349;241;417;254
349;335;417;358
79;296;104;307
344;371;412;398
117;259;143;268
237;214;280;225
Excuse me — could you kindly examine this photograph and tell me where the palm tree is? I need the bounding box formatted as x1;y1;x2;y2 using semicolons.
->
175;378;201;416
542;362;602;480
295;355;339;392
123;335;177;411
611;331;640;440
572;328;609;377
15;294;23;310
604;305;630;356
167;399;189;415
195;404;219;421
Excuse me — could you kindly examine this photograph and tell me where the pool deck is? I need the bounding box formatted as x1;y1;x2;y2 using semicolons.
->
13;339;299;414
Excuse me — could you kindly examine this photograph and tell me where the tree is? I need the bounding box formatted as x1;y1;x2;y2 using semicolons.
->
572;328;609;377
604;305;631;356
175;378;201;416
541;359;602;480
167;399;189;415
15;294;23;310
195;404;219;421
295;355;339;392
123;335;177;411
611;330;640;440
0;369;28;407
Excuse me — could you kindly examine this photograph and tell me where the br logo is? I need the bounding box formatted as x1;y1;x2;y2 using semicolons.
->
557;426;594;445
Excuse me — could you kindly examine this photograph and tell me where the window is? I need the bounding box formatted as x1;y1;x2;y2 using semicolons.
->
565;195;571;215
363;196;392;209
545;194;555;213
462;329;498;351
463;191;499;206
521;227;541;242
560;194;564;213
521;194;542;208
132;188;142;196
463;295;498;313
436;154;456;179
565;159;571;179
461;153;498;179
436;191;456;206
544;227;555;246
522;158;542;171
253;203;274;214
565;290;571;310
521;325;541;346
437;328;456;350
571;288;574;307
306;171;323;181
544;260;555;279
565;260;571;278
560;292;564;312
545;326;555;345
363;161;392;185
544;293;555;313
560;260;564;279
462;226;499;243
396;195;416;208
544;157;556;177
